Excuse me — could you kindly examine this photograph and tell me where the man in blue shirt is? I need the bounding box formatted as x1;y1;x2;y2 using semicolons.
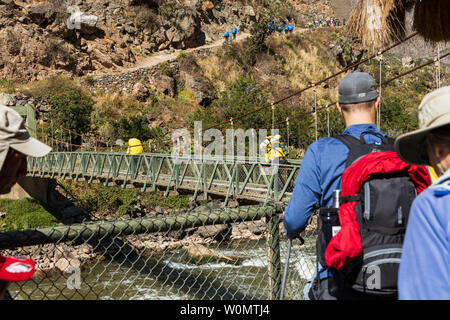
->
395;86;450;300
284;72;386;300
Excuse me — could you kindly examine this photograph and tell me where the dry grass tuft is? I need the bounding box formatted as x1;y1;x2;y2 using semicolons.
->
346;0;407;49
347;0;450;48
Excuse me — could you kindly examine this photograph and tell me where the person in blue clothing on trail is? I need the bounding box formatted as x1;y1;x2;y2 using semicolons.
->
224;31;230;41
283;72;385;300
232;27;237;40
395;86;450;300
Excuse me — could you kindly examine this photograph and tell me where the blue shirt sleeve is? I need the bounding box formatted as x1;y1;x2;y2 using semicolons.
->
398;191;450;300
283;143;321;239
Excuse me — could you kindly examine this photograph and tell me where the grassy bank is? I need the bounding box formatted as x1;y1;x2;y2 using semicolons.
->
61;181;191;219
0;198;59;231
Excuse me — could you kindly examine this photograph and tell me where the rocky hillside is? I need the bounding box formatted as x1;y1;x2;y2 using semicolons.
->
328;0;354;19
0;0;337;82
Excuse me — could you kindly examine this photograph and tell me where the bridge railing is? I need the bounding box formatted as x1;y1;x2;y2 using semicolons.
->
0;205;315;300
27;152;301;204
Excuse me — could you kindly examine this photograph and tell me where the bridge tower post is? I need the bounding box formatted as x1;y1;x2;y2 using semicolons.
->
11;104;37;138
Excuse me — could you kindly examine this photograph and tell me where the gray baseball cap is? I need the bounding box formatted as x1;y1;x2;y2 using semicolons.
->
0;104;52;170
395;86;450;166
338;72;379;104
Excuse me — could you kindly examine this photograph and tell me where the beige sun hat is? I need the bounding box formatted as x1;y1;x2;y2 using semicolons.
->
394;86;450;166
0;104;52;170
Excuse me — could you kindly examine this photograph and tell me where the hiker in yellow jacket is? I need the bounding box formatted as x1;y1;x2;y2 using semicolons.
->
259;134;288;164
127;138;143;155
127;138;143;177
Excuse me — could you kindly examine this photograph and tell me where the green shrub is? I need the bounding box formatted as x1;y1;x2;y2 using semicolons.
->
223;14;273;70
0;78;16;94
178;89;196;103
247;14;273;55
62;182;190;218
111;115;164;142
142;192;190;210
48;89;94;145
380;95;419;137
160;62;173;77
176;51;187;60
23;75;78;99
62;182;141;218
210;76;271;130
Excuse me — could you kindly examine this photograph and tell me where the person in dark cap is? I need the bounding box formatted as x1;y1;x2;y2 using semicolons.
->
283;72;386;300
0;104;52;299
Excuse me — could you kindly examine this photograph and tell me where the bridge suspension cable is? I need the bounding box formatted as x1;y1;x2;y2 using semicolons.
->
154;31;420;146
258;48;450;141
27;30;449;153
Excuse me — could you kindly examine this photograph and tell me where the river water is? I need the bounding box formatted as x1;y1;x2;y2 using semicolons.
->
9;234;317;300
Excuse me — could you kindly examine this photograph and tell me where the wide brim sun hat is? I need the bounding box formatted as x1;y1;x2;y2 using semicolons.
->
394;86;450;166
0;104;52;171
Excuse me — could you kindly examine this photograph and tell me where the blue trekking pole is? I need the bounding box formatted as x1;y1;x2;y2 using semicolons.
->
280;235;304;300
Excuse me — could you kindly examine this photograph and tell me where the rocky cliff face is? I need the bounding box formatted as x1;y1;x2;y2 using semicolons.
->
0;0;274;81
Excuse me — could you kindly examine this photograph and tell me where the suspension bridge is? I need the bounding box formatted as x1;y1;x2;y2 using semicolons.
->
3;29;449;300
18;29;448;206
26;152;300;204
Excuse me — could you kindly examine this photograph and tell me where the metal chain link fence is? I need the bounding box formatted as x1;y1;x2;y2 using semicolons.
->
0;205;317;300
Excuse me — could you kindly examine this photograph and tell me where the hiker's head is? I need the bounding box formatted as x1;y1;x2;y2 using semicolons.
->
336;72;379;126
425;124;450;175
395;86;450;176
0;149;27;194
0;105;51;194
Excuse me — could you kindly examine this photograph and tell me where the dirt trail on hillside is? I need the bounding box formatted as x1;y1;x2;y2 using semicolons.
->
126;33;251;72
113;27;308;75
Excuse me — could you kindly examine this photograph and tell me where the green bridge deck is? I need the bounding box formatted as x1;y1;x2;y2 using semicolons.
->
27;152;301;204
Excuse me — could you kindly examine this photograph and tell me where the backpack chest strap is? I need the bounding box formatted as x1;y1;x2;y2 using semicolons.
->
340;195;361;204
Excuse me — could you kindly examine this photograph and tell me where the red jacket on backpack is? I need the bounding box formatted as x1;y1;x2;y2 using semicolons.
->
325;151;431;270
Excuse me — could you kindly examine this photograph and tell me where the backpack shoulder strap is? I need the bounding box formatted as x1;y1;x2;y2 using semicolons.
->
335;134;370;168
335;133;395;168
334;134;362;150
384;137;395;147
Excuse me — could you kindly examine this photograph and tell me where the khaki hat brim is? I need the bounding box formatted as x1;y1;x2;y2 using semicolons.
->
10;137;52;158
395;111;450;166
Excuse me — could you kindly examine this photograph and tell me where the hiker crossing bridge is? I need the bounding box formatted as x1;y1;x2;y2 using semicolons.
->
21;30;450;207
4;26;450;301
26;152;300;204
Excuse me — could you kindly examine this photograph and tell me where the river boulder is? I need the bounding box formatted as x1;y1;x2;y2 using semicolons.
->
183;243;239;263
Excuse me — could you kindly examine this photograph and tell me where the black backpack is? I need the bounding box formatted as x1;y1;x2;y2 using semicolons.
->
319;132;418;297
